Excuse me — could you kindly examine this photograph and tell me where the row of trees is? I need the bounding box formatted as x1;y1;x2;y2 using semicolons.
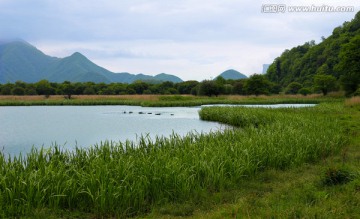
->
0;72;344;98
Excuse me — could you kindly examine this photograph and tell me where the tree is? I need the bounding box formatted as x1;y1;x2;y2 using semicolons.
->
128;81;149;94
198;80;220;97
0;83;14;95
61;81;75;99
313;74;337;96
336;35;360;96
35;80;55;98
11;87;25;95
232;80;246;95
298;88;312;96
244;74;272;96
223;84;233;95
83;86;96;95
176;81;199;94
285;82;303;94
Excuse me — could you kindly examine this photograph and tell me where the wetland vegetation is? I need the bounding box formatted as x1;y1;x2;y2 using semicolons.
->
0;96;359;218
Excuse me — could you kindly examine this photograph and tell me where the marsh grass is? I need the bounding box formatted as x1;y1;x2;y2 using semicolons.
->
345;96;360;107
0;94;343;107
0;103;347;217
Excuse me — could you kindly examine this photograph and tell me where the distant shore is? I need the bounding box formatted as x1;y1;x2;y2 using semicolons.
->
0;93;344;107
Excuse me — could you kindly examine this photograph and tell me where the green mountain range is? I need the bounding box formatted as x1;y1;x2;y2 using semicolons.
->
0;40;183;84
217;69;247;80
266;11;360;95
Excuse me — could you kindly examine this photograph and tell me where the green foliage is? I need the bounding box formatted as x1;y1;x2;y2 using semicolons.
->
61;81;75;99
285;82;303;94
232;80;246;95
313;74;337;96
176;81;199;94
198;80;220;96
35;80;55;97
322;167;354;186
337;34;360;96
244;74;272;95
11;87;25;95
354;88;360;96
0;104;346;217
298;88;312;96
0;83;13;95
266;11;360;94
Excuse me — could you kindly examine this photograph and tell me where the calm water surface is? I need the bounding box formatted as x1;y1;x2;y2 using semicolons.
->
0;104;315;156
0;106;225;155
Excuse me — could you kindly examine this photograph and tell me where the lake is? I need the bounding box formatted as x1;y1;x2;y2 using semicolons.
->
0;105;225;156
0;104;315;156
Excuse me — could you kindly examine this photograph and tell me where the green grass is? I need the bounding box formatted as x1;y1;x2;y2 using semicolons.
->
0;102;352;218
155;102;360;219
0;94;344;107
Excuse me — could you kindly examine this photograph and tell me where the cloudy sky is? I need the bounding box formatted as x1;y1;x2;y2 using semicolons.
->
0;0;358;81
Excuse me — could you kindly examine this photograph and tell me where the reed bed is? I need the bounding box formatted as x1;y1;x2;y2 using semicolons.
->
0;94;342;107
345;96;360;107
0;104;346;217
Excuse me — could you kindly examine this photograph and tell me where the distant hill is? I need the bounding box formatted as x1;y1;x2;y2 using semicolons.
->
154;73;183;83
0;40;183;84
217;69;247;80
0;41;59;83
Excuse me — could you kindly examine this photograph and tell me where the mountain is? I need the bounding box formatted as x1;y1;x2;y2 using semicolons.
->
217;69;247;80
266;10;360;93
46;52;113;83
154;73;183;83
0;40;183;84
0;41;59;83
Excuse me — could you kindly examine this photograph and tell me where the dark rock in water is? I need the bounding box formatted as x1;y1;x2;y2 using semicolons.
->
155;113;161;115
139;112;145;114
170;114;174;116
129;111;133;114
148;113;152;114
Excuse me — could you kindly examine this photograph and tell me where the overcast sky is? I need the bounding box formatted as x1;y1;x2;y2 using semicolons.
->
0;0;358;81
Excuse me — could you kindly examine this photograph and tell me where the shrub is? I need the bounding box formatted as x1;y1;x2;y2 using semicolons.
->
298;88;312;96
322;167;354;186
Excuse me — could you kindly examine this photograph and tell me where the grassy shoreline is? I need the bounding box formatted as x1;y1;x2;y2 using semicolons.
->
0;94;344;107
1;98;358;218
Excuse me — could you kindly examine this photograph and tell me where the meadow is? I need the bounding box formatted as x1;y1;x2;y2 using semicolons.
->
1;96;358;218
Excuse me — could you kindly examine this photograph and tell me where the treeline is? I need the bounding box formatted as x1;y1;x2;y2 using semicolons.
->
1;71;357;98
0;76;276;98
266;11;360;96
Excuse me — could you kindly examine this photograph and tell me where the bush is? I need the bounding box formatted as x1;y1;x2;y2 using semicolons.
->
298;88;312;96
285;82;303;94
11;87;25;95
322;167;354;186
353;88;360;96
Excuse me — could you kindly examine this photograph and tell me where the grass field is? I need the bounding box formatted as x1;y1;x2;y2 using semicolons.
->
0;96;358;218
0;93;344;107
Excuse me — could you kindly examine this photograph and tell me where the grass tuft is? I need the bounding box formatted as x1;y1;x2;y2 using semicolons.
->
322;167;354;186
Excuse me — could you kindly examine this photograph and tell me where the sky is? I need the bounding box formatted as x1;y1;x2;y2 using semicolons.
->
0;0;359;81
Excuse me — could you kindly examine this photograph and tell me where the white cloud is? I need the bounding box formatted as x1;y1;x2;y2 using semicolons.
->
1;0;359;81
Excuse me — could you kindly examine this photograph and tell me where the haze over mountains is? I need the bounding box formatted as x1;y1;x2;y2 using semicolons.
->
0;40;183;84
0;40;250;84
